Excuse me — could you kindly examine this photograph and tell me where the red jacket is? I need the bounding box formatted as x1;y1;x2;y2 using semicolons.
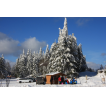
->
67;79;69;84
58;77;61;81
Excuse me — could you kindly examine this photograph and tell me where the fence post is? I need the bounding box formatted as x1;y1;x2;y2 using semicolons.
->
86;75;87;80
102;78;105;84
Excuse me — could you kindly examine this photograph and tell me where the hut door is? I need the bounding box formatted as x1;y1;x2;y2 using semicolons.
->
46;76;51;84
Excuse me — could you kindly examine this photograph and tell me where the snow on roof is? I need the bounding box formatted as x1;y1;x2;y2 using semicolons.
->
26;74;33;78
46;71;62;75
38;74;46;77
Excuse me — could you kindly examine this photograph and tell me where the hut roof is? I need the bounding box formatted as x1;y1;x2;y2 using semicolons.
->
39;74;46;77
46;71;66;76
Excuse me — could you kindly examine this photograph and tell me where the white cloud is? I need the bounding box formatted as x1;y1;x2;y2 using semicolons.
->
0;32;20;56
0;32;47;57
21;37;46;53
87;62;100;70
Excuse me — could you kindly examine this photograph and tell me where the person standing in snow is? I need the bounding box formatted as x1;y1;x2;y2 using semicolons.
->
67;78;69;84
72;77;76;84
61;76;64;84
70;78;73;84
74;77;77;84
65;77;67;83
58;76;61;84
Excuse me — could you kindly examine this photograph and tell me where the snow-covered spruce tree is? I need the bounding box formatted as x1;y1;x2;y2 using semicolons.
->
5;61;11;74
0;54;7;78
43;51;45;59
32;51;36;76
48;41;57;73
48;19;68;74
48;18;87;77
38;47;46;75
33;59;38;77
27;49;40;76
45;44;50;60
32;51;36;59
15;58;20;77
15;47;46;77
15;49;28;78
32;51;39;77
32;48;46;76
39;47;43;60
48;19;67;73
38;44;50;75
48;18;73;76
36;50;50;75
26;49;33;76
66;33;80;76
77;44;87;72
14;52;23;77
33;51;39;73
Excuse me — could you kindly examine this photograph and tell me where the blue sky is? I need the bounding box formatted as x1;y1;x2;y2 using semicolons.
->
0;17;106;69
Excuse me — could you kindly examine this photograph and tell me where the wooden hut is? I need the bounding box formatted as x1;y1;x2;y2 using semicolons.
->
46;72;66;84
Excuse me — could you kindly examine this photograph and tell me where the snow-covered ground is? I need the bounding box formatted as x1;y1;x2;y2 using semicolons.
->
0;71;106;87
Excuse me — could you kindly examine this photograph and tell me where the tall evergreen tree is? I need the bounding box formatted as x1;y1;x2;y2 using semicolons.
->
33;55;39;77
5;61;11;75
48;18;87;77
39;47;43;59
77;44;87;72
45;44;50;60
0;54;7;78
49;19;71;76
15;49;28;77
26;49;33;75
